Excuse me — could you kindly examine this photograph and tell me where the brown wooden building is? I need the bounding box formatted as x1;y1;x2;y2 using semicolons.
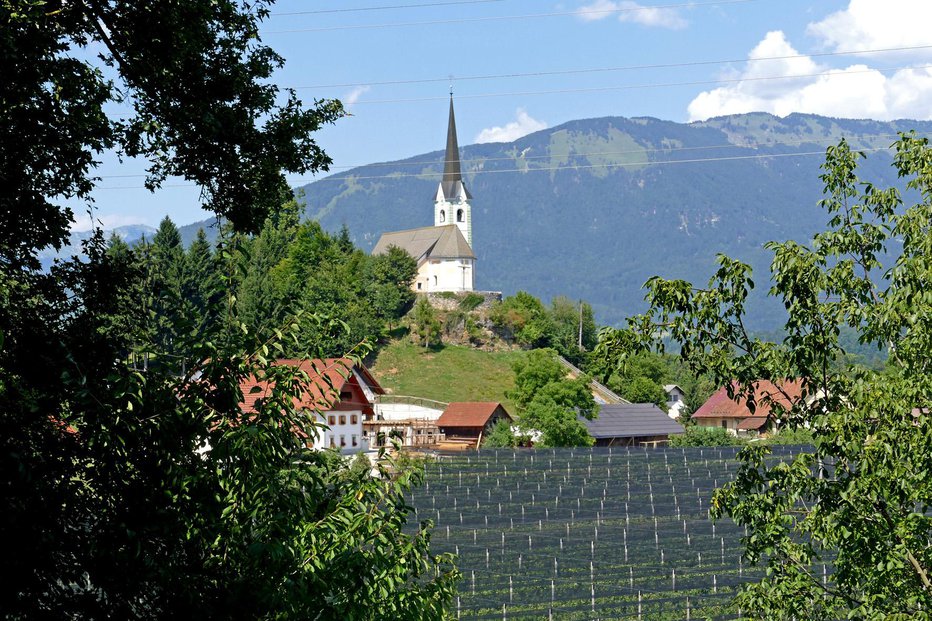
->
436;402;512;448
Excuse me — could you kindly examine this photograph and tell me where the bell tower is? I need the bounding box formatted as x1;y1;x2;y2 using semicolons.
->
434;94;472;246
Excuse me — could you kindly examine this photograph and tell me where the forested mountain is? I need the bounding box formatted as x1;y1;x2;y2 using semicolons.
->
182;112;932;329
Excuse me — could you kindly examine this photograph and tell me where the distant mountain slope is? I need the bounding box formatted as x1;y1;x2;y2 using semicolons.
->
39;224;157;269
293;112;930;329
183;112;930;329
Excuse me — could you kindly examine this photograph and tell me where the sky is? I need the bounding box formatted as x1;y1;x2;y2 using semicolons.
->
78;0;932;231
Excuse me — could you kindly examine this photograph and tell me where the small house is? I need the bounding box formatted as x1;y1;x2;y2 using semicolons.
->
692;379;805;435
663;384;687;419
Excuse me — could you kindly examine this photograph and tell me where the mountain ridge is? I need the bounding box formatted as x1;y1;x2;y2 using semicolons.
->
176;112;932;329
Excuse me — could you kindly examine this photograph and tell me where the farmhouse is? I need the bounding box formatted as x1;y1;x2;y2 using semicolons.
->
580;403;685;446
239;358;385;455
372;95;476;293
436;402;512;448
692;379;806;435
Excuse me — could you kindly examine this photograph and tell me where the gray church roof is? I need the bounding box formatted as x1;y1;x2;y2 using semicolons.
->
581;404;685;439
372;224;475;261
439;95;472;201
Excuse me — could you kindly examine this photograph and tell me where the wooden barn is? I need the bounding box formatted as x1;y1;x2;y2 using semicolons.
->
436;402;512;448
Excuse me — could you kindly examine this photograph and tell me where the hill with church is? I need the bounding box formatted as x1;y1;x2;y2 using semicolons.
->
178;111;932;330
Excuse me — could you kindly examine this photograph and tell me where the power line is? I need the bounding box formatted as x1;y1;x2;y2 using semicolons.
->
295;44;932;90
347;63;932;104
100;60;932;117
92;146;895;190
262;0;760;34
269;0;506;17
91;131;914;179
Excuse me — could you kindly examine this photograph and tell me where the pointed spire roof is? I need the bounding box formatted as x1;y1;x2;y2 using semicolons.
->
440;95;472;200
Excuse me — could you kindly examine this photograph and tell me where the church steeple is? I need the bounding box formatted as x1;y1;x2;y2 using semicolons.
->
435;95;473;246
440;95;471;201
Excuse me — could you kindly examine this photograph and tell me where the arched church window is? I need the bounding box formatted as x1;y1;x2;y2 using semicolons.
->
456;209;464;222
439;210;446;223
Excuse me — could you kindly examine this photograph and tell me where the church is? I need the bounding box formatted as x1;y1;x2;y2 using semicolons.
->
372;96;476;293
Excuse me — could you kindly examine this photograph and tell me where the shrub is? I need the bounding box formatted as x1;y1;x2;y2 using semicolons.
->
669;426;746;447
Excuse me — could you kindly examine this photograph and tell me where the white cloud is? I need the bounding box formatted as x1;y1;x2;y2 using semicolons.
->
576;0;686;29
343;85;370;106
687;29;932;122
807;0;932;54
475;109;548;144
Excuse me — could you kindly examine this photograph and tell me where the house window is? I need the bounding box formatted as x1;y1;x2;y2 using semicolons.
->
340;435;346;447
721;421;728;429
433;275;438;286
329;436;336;448
328;415;336;426
339;414;346;425
439;210;446;223
417;282;422;290
351;414;358;425
352;435;358;447
457;209;464;222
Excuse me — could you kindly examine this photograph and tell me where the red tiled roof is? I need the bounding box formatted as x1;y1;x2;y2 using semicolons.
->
736;416;769;431
693;379;805;420
240;358;381;414
437;402;511;428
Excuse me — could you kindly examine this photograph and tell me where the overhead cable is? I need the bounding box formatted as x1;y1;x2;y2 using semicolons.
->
263;0;760;34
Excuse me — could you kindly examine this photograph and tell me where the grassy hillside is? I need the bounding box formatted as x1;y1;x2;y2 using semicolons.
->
370;341;524;413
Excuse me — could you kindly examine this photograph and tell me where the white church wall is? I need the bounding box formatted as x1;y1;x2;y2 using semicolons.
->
414;258;474;292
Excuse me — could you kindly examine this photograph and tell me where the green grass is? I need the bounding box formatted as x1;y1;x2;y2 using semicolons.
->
370;341;525;412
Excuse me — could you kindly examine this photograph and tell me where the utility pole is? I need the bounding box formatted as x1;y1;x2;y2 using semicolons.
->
578;300;584;350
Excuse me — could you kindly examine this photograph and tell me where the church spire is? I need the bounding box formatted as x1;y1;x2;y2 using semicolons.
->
440;94;471;200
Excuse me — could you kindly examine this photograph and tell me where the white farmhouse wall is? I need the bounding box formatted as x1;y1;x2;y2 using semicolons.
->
315;410;368;454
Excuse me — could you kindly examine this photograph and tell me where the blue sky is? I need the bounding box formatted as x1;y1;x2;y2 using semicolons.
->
79;0;932;231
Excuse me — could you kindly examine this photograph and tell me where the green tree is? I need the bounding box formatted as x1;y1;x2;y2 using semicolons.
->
616;375;667;409
596;134;932;618
508;348;566;411
410;297;441;349
236;207;300;339
549;296;597;364
149;216;186;365
508;348;595;447
183;228;222;339
490;291;554;348
366;246;417;330
482;419;517;448
1;2;457;617
521;379;596;447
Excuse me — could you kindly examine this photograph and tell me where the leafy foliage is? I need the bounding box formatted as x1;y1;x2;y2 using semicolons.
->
509;349;595;447
481;419;518;448
411;297;442;349
668;426;746;447
1;2;456;617
596;134;932;618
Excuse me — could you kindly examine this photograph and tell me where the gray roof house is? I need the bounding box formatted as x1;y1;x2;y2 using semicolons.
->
581;403;685;447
